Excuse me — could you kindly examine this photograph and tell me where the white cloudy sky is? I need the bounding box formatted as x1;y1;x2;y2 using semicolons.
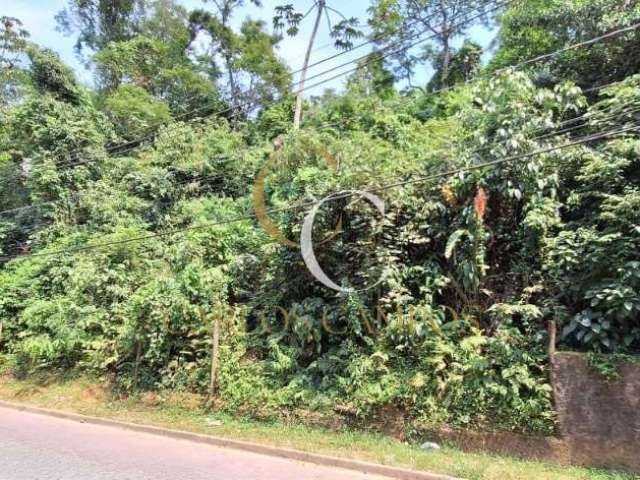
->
4;0;496;93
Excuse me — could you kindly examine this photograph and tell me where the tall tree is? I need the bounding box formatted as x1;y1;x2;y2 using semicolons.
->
191;1;262;119
490;0;640;89
347;50;396;99
141;0;192;56
274;2;362;129
56;0;147;59
0;17;30;107
91;0;224;116
368;0;496;87
189;5;288;122
427;39;482;91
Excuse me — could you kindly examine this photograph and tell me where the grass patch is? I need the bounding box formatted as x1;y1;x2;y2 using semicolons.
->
0;375;635;480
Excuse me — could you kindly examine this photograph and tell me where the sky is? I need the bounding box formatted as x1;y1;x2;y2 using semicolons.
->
4;0;497;94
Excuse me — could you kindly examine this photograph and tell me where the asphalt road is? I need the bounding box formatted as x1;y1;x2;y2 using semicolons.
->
0;406;390;480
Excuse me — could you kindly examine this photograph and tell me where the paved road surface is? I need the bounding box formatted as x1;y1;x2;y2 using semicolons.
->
0;406;390;480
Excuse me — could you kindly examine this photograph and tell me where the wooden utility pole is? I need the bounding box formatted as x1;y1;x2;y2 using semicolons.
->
293;0;325;129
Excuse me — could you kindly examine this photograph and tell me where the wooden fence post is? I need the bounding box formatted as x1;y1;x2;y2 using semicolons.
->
133;339;142;389
548;320;557;357
209;312;220;398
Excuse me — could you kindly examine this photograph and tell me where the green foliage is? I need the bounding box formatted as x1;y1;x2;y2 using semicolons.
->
140;0;192;56
28;47;84;104
189;7;289;119
56;0;147;57
2;0;640;442
586;353;620;382
368;0;499;85
427;40;483;91
0;17;29;68
273;2;363;50
0;16;30;106
347;51;396;100
93;32;225;114
94;36;170;88
490;0;640;88
154;66;225;118
103;85;172;139
233;19;291;103
541;77;640;352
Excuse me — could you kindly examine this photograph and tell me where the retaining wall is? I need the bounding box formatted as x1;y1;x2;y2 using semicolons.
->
551;352;640;472
426;352;640;474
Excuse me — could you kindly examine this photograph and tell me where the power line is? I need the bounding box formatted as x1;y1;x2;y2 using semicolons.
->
496;21;640;74
0;0;506;216
308;76;639;139
0;0;505;179
2;92;639;242
2;11;638;220
287;8;417;79
302;21;640;106
287;0;500;81
0;154;246;218
307;72;637;135
2;96;637;229
291;1;510;92
1;123;636;263
7;0;637;184
366;124;639;193
10;0;634;181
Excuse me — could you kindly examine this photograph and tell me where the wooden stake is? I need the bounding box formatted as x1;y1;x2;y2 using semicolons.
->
209;313;220;398
547;319;559;418
133;339;142;389
548;320;557;357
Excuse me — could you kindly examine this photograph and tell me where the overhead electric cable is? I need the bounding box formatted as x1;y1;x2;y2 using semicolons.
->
46;3;639;171
0;0;506;178
1;122;636;263
2;94;639;240
2;9;638;225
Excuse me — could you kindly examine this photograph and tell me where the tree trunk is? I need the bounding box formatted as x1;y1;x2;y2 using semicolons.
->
440;40;451;88
220;6;240;125
293;0;325;129
440;35;451;87
438;3;451;88
548;320;557;357
226;53;240;123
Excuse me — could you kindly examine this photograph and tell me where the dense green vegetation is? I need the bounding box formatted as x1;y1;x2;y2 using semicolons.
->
0;0;639;439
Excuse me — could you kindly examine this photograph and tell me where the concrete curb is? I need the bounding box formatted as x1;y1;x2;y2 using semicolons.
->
0;400;459;480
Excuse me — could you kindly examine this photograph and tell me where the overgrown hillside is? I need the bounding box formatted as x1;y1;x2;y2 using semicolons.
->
1;0;639;437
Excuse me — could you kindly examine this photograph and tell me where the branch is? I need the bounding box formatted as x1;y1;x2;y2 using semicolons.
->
302;3;317;20
324;8;333;33
325;5;348;21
